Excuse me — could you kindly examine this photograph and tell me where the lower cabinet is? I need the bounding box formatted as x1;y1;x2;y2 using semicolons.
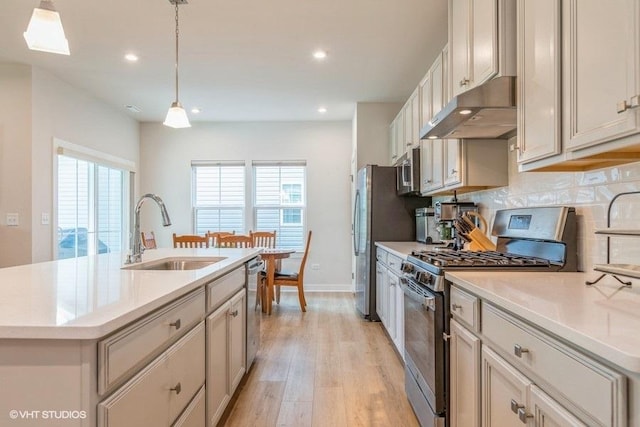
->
376;261;388;327
173;386;206;427
449;284;627;427
375;247;405;361
98;323;206;427
206;288;246;427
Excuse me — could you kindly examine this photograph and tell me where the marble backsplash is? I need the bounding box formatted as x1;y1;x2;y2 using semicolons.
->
435;148;640;273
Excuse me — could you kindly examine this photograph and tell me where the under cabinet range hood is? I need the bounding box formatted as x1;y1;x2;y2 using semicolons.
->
420;76;517;140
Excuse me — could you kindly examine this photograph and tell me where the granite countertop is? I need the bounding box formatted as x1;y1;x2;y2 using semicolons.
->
445;271;640;373
375;241;448;259
0;248;260;340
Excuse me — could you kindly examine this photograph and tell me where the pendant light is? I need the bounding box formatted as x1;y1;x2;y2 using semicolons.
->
23;0;70;55
163;0;191;129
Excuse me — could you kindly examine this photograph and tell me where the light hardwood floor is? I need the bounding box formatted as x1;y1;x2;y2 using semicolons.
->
221;292;420;427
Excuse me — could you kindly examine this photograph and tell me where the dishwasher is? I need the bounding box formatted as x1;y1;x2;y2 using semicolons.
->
246;256;263;368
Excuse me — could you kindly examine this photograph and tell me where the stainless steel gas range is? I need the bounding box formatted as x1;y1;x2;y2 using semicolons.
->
401;206;578;427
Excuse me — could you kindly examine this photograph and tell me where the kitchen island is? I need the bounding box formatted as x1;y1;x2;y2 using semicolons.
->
446;271;640;426
0;248;260;426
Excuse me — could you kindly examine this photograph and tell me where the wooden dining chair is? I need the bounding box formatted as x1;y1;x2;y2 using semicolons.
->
217;234;253;248
267;230;312;312
250;230;276;248
141;231;157;249
172;233;209;248
206;230;235;247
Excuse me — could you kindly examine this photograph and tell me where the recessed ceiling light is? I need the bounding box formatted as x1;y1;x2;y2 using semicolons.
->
191;107;201;114
124;53;139;62
317;107;327;114
313;50;327;60
459;109;473;115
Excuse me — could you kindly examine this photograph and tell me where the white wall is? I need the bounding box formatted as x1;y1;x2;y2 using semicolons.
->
353;102;402;170
139;121;352;290
0;64;139;267
0;64;32;268
435;137;640;272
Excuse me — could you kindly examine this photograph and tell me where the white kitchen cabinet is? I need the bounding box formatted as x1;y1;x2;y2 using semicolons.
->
389;120;399;165
516;0;562;165
375;248;404;361
410;88;421;149
448;0;516;98
172;386;206;427
450;319;480;427
395;110;406;161
562;0;640;153
376;261;388;327
206;288;246;427
529;384;587;427
444;139;462;187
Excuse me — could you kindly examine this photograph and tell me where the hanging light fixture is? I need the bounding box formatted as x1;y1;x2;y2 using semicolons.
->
23;0;70;55
164;0;191;129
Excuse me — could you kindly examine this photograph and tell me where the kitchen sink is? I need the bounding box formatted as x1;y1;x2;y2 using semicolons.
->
122;257;227;271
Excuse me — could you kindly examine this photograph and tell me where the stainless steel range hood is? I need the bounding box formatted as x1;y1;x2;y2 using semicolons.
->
420;76;517;140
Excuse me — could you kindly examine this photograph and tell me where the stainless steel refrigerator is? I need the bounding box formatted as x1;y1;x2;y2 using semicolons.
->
353;165;424;321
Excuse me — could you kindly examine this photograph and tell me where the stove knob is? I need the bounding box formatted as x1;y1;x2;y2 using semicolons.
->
402;263;413;274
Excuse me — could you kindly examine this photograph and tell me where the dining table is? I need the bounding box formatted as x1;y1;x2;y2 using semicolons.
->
259;248;296;314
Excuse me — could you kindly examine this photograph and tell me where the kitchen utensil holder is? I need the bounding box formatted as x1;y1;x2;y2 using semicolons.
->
586;190;640;287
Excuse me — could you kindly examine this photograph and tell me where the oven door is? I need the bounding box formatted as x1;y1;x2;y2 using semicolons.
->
401;276;446;415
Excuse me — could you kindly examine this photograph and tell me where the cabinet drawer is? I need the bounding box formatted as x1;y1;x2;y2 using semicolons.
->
482;303;625;427
98;323;206;427
376;247;388;265
98;289;205;395
387;254;403;275
450;286;479;331
172;386;205;427
207;267;245;313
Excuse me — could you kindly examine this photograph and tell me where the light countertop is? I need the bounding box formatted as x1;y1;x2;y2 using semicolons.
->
376;241;448;259
0;248;260;340
445;271;640;373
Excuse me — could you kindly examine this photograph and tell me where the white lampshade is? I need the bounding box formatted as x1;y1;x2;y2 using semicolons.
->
163;102;191;128
23;1;70;55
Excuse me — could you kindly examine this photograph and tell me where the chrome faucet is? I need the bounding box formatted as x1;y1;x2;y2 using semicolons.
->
125;193;172;264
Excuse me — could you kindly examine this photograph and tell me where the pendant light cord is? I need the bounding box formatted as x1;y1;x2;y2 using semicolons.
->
174;2;180;103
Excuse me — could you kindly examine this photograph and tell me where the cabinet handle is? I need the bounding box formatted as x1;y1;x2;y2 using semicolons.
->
450;169;457;174
459;78;470;87
169;319;181;330
229;310;239;317
514;344;529;358
451;303;462;311
617;96;639;113
442;333;451;341
170;382;182;395
510;399;524;414
518;408;533;423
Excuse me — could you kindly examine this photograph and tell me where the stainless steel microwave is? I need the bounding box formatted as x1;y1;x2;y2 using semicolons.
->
396;147;421;196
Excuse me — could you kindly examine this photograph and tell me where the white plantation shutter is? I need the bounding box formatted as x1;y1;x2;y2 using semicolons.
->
254;162;306;250
192;162;245;234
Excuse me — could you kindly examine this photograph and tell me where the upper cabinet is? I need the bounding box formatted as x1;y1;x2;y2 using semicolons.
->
518;0;640;171
449;0;516;98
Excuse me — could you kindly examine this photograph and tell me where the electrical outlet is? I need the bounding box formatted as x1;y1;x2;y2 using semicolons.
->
6;213;19;226
311;263;320;270
41;213;50;225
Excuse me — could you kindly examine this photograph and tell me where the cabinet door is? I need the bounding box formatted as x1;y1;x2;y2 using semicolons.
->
206;302;230;427
450;0;472;97
375;262;387;326
444;139;462;186
563;0;640;151
390;121;398;165
472;0;498;86
420;71;433;130
530;385;586;427
394;283;404;360
387;271;398;342
228;289;246;395
420;139;444;194
411;89;421;147
517;0;561;164
450;320;480;427
403;100;414;151
396;110;406;158
482;346;531;427
431;53;445;118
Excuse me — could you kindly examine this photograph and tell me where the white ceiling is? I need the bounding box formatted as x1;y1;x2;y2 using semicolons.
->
0;0;448;122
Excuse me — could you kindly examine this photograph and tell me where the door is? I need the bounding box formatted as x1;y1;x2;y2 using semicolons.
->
354;167;370;316
376;261;387;326
450;0;472;97
563;0;640;151
450;319;480;427
229;289;246;395
482;346;531;427
472;0;498;86
206;302;231;427
444;139;462;186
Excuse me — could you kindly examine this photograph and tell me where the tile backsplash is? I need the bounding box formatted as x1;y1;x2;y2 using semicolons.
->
435;148;640;272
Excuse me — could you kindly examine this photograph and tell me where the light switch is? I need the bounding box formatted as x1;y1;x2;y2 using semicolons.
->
6;213;19;227
41;213;50;225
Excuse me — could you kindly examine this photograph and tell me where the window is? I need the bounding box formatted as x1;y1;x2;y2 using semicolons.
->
192;162;245;234
254;162;306;249
56;153;129;260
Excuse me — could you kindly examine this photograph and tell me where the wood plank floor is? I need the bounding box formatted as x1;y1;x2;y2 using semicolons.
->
221;292;420;427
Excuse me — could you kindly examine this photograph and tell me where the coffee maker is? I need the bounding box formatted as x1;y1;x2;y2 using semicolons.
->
434;201;478;248
415;207;442;244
